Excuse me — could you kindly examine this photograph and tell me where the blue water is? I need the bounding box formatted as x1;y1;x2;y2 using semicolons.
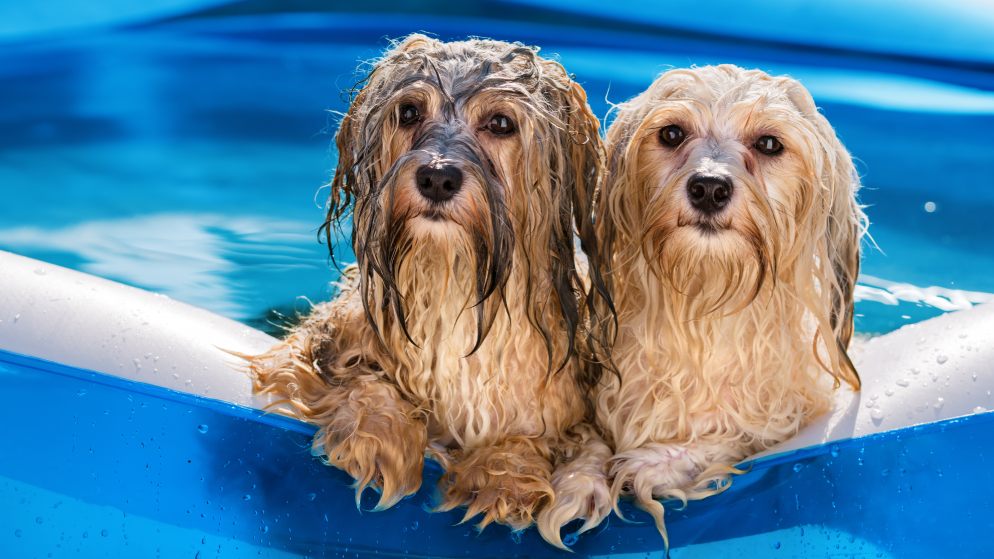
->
1;10;993;335
3;5;994;558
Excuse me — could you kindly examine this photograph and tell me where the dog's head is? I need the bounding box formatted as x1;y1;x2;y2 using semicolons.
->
323;34;606;367
601;65;864;388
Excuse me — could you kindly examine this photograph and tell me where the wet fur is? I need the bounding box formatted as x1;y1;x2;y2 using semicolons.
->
592;65;866;543
248;35;613;546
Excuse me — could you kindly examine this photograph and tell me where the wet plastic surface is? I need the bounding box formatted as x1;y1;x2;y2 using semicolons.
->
3;348;993;558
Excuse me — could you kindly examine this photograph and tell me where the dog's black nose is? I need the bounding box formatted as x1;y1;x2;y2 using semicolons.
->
686;173;733;214
416;164;463;203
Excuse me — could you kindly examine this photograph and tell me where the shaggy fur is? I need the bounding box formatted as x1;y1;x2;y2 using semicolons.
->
248;35;613;546
592;65;866;544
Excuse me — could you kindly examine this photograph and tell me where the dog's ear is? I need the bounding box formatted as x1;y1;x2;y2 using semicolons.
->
562;78;616;373
322;81;371;261
537;64;614;379
788;81;865;390
560;79;604;278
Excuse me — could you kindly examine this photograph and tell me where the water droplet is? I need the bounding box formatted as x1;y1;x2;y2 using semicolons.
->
35;516;43;524
197;424;209;434
243;494;252;501
829;445;840;458
973;373;979;382
870;408;884;424
508;531;522;544
13;313;20;322
936;355;948;365
101;529;109;537
896;379;910;387
792;463;803;473
910;367;921;376
563;532;579;547
772;541;782;550
934;397;945;410
885;388;895;397
76;389;87;397
14;529;22;537
261;524;269;534
924;201;936;213
973;406;987;414
410;520;419;531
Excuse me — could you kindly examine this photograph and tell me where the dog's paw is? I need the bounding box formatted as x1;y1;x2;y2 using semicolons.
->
609;443;700;506
537;468;612;549
318;406;428;511
437;439;554;531
607;444;703;547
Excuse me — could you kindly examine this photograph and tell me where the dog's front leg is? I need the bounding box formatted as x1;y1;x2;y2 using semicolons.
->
536;423;612;549
436;436;554;532
312;376;429;510
249;312;428;511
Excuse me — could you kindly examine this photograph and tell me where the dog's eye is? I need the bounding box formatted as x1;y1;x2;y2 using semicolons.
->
486;114;516;136
659;124;686;148
399;104;421;127
755;135;784;155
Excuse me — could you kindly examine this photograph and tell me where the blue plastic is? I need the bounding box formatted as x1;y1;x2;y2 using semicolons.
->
3;348;993;557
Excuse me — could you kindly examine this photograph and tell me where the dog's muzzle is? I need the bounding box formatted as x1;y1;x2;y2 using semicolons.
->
687;173;733;215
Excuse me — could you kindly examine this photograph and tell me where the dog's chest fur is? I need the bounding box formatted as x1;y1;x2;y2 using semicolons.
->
599;261;833;453
362;246;581;449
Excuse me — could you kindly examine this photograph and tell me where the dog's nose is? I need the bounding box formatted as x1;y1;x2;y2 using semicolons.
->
686;173;733;214
416;164;463;203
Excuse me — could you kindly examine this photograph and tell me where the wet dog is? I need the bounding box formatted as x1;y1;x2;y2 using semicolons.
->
248;35;613;542
594;65;866;542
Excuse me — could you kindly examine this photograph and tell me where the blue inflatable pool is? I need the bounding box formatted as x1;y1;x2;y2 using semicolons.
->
2;248;994;558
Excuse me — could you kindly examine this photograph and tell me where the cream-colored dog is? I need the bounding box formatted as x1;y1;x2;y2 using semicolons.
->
594;65;866;541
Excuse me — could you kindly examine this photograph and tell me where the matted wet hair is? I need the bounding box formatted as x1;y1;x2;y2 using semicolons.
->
318;34;613;388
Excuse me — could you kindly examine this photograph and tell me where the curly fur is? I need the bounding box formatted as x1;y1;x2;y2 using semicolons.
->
591;65;867;542
248;35;613;546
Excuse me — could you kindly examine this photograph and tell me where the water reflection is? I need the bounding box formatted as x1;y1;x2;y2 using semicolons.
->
0;212;343;322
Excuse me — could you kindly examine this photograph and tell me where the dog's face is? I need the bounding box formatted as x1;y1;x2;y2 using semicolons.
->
325;35;606;364
601;65;863;386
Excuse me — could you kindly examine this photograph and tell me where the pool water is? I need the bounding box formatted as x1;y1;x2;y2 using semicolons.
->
2;10;993;337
